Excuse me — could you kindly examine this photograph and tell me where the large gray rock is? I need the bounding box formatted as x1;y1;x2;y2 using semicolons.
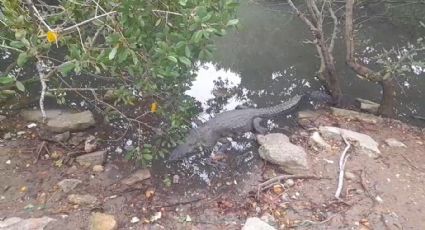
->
330;107;382;124
58;178;82;193
319;126;380;158
20;109;63;122
121;169;151;185
356;98;380;114
242;217;276;230
257;133;308;174
89;213;117;230
0;216;55;230
21;109;96;133
76;150;106;166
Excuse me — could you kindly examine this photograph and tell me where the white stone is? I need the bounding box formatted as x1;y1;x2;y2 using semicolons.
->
385;138;407;148
242;217;276;230
257;133;308;174
319;126;380;158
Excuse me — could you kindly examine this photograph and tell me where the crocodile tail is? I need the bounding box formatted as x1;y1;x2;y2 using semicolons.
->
258;94;303;117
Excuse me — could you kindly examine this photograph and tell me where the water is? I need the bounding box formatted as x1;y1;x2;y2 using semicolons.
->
188;1;425;125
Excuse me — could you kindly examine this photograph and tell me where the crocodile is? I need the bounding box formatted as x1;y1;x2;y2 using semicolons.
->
168;95;304;161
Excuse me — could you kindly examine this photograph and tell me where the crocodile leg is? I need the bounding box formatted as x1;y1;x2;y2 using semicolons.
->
253;117;268;134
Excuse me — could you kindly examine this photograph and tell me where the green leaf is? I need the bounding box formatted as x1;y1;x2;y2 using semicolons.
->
17;52;29;67
226;19;239;26
15;81;25;92
167;55;178;63
9;41;25;49
179;56;192;66
192;30;203;43
143;153;153;160
178;0;187;6
109;46;118;60
0;76;15;85
155;18;161;27
185;46;191;57
58;62;75;76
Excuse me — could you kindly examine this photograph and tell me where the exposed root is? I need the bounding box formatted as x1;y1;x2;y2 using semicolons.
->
335;135;351;200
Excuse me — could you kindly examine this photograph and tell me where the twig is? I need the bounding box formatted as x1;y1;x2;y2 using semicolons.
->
400;154;424;172
25;0;53;30
335;135;351;200
152;10;183;16
59;11;116;33
257;175;327;198
296;214;337;228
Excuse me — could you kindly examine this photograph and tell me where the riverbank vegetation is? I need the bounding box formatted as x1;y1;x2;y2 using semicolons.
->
0;0;238;163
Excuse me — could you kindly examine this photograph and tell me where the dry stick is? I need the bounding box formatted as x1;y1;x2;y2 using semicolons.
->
257;175;326;198
334;135;351;200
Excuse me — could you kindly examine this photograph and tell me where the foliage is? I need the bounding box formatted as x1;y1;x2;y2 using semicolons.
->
0;0;239;163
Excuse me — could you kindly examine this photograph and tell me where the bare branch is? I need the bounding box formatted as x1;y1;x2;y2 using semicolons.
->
59;11;116;33
328;3;338;53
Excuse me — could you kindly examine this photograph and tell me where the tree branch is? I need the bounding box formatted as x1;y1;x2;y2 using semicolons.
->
328;3;338;53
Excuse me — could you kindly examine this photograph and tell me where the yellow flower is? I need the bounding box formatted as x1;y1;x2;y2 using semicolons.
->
46;31;58;43
150;102;158;113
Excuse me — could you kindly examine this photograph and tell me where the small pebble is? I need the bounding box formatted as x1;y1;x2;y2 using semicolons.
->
130;216;140;223
5;160;11;165
172;175;180;184
27;123;37;128
93;165;104;172
284;179;295;187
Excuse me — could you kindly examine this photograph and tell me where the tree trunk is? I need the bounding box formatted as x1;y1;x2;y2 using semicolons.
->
378;78;396;117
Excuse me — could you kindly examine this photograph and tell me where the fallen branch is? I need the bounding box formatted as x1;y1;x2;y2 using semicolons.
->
335;135;351;200
257;174;327;198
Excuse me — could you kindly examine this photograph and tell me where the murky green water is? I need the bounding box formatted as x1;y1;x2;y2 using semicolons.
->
188;0;425;126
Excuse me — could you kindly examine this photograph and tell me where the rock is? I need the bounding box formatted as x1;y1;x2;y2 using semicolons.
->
89;212;117;230
310;131;331;149
52;131;71;143
130;217;140;224
356;98;380;114
21;109;95;132
345;171;357;180
0;115;6;122
69;132;86;146
93;165;105;172
76;150;106;166
319;126;380;158
85;135;98;153
257;133;308;174
121;169;151;186
0;216;55;230
385;138;407;148
3;132;12;140
242;217;276;230
68;194;98;205
20;109;63;122
260;213;276;226
297;110;320;119
103;90;116;102
17;131;26;136
172;175;180;184
330;107;382;124
58;179;82;193
284;179;295;187
47;111;96;133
